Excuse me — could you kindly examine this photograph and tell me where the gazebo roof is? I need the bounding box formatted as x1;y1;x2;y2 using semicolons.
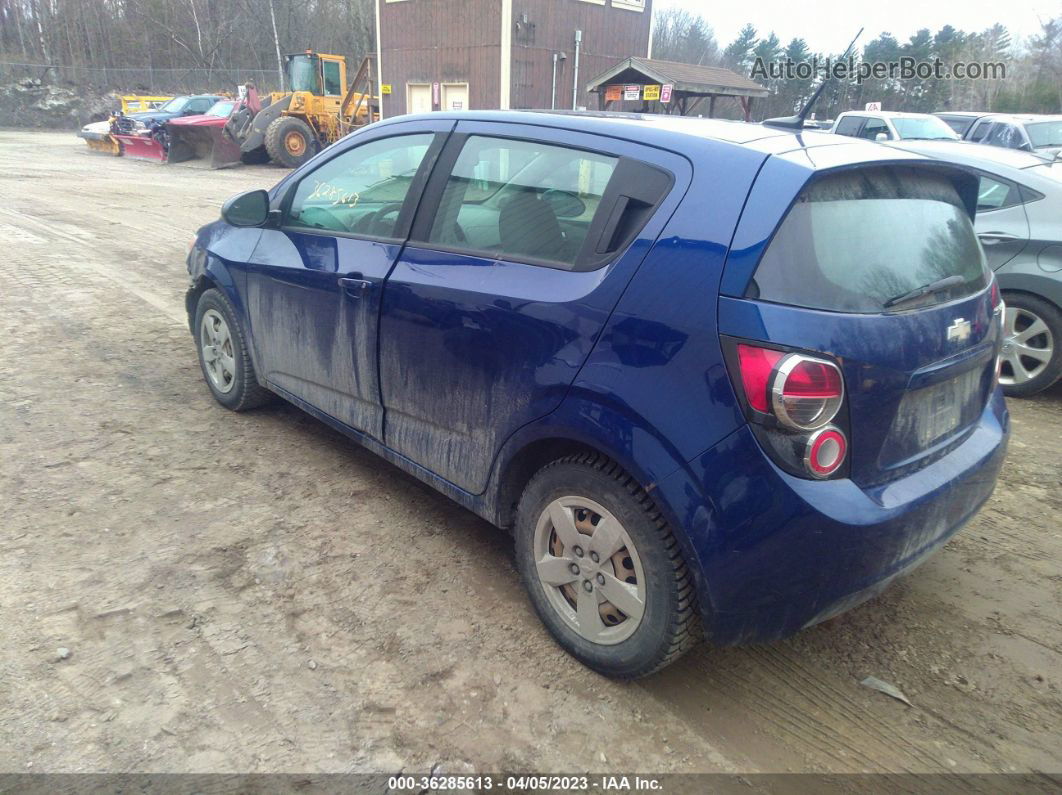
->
586;57;768;98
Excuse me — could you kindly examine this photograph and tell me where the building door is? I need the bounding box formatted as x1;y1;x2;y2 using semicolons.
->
407;83;432;114
441;83;469;112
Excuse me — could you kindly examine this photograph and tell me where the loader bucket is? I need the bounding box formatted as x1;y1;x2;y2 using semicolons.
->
114;132;168;162
166;124;242;169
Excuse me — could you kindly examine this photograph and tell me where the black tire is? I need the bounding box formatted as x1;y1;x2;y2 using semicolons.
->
1000;292;1062;398
264;116;316;168
514;453;701;679
193;288;273;411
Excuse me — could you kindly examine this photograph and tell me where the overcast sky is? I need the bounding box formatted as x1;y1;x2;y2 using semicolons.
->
656;0;1061;54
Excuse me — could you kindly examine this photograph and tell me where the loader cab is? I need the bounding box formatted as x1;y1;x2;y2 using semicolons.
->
285;52;347;98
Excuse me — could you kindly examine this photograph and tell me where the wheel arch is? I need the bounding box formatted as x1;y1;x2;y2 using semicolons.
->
485;390;693;533
997;270;1062;314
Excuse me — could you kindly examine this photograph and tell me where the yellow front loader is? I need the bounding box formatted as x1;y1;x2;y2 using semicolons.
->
220;51;377;168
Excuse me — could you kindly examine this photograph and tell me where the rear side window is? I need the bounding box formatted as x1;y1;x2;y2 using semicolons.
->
977;175;1022;211
834;117;862;137
747;167;988;313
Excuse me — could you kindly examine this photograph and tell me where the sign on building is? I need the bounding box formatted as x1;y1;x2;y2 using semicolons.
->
660;84;673;103
642;84;661;101
623;84;641;101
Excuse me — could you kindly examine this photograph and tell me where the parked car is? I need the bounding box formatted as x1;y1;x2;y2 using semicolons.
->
112;94;225;135
934;111;994;137
831;110;960;141
187;111;1008;678
961;114;1062;158
887;139;1062;395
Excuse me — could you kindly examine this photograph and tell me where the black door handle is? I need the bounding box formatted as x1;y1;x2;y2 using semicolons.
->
338;276;372;297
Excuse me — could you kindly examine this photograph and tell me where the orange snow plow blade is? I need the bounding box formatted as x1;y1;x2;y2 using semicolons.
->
165;124;242;169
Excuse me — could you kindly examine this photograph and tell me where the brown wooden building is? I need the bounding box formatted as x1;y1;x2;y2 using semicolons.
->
374;0;652;118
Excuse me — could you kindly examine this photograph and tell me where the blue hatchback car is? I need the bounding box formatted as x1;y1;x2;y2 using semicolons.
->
187;111;1009;678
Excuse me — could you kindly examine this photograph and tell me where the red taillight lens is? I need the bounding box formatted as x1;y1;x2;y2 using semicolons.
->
804;427;847;478
736;344;784;412
990;279;1001;310
771;354;844;431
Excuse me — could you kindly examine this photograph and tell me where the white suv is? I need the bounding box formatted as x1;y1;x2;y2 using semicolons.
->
831;111;960;142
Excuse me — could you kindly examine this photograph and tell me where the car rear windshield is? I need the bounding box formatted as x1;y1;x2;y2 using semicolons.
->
747;167;988;313
892;116;959;140
1026;120;1062;148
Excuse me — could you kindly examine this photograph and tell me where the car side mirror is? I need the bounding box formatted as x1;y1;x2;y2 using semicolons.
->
221;189;271;227
875;132;889;142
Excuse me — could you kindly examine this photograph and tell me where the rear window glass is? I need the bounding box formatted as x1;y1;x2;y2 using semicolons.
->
748;167;988;313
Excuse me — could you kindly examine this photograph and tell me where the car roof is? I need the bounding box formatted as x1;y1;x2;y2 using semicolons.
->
370;109;939;172
885;139;1059;171
934;111;991;118
838;110;940;119
977;113;1062;124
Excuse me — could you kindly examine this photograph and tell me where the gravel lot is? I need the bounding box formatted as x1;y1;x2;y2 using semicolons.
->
1;129;1060;776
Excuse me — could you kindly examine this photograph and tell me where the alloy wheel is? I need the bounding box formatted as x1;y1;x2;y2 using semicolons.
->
1000;305;1054;386
200;309;236;393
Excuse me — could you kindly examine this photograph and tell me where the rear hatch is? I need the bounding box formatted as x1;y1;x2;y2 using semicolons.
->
721;163;1001;487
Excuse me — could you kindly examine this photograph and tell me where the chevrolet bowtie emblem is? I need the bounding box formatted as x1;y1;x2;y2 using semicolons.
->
946;317;972;343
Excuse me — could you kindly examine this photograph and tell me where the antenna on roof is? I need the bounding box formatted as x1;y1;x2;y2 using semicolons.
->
762;27;864;130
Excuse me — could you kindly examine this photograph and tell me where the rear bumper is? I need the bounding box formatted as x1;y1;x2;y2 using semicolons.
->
656;387;1009;645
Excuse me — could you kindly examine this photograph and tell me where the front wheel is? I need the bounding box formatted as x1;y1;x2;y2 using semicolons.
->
193;289;273;411
514;454;701;679
265;116;317;168
999;292;1062;397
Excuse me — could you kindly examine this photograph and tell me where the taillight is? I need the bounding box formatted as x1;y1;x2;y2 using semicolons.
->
770;354;844;431
991;278;1005;383
725;339;849;480
736;344;783;412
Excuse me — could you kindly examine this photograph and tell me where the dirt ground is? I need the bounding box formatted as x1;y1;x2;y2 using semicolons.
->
1;129;1060;777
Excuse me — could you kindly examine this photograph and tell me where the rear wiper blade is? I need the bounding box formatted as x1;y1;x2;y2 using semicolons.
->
883;275;965;309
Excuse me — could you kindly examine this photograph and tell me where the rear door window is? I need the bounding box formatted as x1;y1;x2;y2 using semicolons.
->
425;136;619;267
834;116;863;137
747;167;988;313
968;120;991;141
859;117;890;141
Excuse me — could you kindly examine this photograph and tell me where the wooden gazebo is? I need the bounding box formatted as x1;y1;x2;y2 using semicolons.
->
586;57;768;121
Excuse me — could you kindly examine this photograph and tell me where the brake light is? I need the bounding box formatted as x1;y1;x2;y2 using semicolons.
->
990;279;1001;310
727;340;849;480
771;355;844;431
736;344;784;412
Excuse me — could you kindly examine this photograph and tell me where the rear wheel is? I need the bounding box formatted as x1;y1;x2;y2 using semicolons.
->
514;453;701;679
265;116;316;168
999;292;1062;397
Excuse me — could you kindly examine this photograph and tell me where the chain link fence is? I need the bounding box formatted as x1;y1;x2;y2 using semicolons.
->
0;61;283;95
